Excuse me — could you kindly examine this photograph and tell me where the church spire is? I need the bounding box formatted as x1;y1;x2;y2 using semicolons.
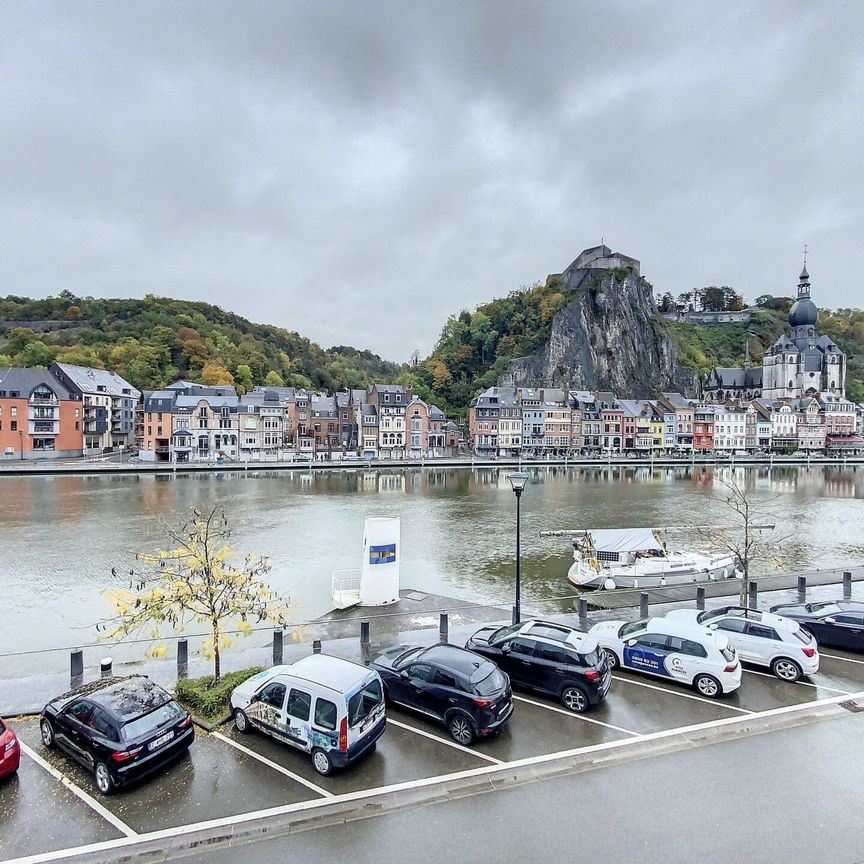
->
798;244;810;296
743;337;751;369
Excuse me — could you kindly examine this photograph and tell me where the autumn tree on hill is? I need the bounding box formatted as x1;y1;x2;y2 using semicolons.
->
101;505;289;681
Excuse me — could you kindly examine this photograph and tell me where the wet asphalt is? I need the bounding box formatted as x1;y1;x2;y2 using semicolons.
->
3;638;864;862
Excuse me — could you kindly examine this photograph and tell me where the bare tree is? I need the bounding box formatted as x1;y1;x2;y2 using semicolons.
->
694;473;780;608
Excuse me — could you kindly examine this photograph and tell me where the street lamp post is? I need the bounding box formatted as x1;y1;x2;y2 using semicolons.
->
507;471;530;625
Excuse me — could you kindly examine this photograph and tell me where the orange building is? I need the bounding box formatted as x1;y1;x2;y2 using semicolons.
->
0;367;84;459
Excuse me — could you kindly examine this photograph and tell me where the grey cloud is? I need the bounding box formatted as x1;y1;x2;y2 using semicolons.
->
1;0;862;361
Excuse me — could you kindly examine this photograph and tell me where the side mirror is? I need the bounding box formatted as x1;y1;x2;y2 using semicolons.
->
250;693;260;704
399;670;410;680
501;644;511;654
708;623;719;630
626;639;636;647
824;617;836;624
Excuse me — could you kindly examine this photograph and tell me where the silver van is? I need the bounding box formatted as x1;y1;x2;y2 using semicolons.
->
230;654;386;775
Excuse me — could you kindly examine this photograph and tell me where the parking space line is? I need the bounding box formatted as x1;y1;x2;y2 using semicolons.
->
743;668;853;694
611;675;754;713
7;689;864;864
386;718;503;764
210;732;333;797
19;741;137;837
821;652;864;666
511;695;639;736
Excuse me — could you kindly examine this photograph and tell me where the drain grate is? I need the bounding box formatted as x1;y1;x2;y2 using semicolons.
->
839;700;864;713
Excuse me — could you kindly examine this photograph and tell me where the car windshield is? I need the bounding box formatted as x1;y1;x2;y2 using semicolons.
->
807;602;841;614
394;647;425;669
347;678;383;728
697;608;733;623
580;648;602;667
121;700;184;741
619;620;648;638
474;668;506;696
489;622;523;644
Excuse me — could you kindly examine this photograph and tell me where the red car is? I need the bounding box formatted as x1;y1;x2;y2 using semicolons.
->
0;718;20;778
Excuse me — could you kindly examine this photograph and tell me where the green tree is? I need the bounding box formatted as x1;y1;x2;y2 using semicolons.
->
101;505;288;681
18;339;54;367
234;364;254;394
264;370;285;387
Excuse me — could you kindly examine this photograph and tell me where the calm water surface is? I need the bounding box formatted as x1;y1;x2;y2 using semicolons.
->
2;465;863;669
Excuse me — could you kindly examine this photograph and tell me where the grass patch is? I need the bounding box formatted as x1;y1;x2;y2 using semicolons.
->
175;666;263;722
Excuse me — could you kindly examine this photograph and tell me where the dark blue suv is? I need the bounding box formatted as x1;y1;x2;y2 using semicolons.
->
366;643;513;745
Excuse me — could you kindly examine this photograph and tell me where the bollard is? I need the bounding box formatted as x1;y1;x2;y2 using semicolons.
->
70;649;84;688
696;586;705;610
578;597;589;630
640;592;649;619
797;576;807;602
313;639;322;654
360;620;370;646
100;657;113;678
749;581;758;610
272;629;283;666
177;639;188;679
439;612;449;644
844;571;852;600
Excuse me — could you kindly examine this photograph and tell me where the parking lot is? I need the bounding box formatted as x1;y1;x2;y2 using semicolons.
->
4;635;864;864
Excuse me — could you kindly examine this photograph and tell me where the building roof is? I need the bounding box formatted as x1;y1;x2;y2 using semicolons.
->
0;367;77;400
174;394;240;410
51;362;140;398
707;367;763;388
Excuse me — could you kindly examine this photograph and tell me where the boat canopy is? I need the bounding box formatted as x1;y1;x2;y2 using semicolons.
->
588;528;662;554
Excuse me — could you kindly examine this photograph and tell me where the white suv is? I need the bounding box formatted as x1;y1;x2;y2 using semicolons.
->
666;606;819;682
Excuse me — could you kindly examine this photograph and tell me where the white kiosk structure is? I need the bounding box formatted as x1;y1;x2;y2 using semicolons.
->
331;516;401;610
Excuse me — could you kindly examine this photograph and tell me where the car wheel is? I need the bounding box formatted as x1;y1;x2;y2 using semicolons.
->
94;762;114;795
694;674;722;698
233;708;250;734
772;657;802;682
562;686;589;713
40;718;55;748
602;649;620;670
447;715;475;746
311;748;333;776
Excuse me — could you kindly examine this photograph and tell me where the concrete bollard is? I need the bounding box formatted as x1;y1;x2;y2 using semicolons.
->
70;649;84;688
749;581;758;609
696;586;705;610
360;620;370;646
313;639;322;654
797;576;807;602
100;657;113;678
439;612;449;644
272;629;283;666
578;597;588;630
177;639;188;679
640;592;649;619
844;571;852;600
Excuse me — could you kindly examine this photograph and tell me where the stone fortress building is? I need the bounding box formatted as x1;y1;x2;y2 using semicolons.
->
703;262;846;402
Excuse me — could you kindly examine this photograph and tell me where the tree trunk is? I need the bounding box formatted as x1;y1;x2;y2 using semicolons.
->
213;619;221;682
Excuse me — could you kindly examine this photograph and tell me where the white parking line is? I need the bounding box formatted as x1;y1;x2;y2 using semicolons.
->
19;741;137;837
8;689;864;864
611;675;754;713
821;652;864;666
743;668;853;695
386;718;503;764
511;695;639;736
210;732;333;798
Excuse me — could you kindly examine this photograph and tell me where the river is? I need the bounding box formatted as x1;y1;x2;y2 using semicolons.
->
2;464;863;674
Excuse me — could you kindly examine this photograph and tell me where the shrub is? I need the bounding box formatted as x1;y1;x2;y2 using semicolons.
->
175;666;263;721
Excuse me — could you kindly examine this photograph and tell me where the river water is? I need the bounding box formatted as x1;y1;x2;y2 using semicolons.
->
2;465;863;673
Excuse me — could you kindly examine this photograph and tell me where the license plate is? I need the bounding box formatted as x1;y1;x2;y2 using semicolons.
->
149;730;174;751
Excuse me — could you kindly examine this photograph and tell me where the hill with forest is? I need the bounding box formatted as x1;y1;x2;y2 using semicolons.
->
0;292;403;394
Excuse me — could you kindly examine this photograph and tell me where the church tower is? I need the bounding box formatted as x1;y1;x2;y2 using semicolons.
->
788;263;818;342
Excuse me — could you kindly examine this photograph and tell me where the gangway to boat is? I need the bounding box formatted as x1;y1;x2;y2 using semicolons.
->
331;569;361;610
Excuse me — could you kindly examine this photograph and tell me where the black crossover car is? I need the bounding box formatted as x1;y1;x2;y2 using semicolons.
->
466;619;611;713
768;600;864;652
367;644;512;745
40;675;194;794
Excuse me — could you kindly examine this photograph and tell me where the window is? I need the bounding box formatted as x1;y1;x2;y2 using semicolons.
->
405;663;434;682
835;614;864;626
67;700;94;725
537;644;570;664
10;421;17;431
432;669;457;688
314;698;337;731
10;407;16;416
347;678;383;727
507;638;537;657
619;620;649;639
259;681;287;710
632;634;669;650
90;707;119;740
668;637;707;658
746;624;779;640
286;688;311;721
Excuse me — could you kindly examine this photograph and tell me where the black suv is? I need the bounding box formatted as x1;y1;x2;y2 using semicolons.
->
366;643;512;745
40;675;194;794
466;619;610;713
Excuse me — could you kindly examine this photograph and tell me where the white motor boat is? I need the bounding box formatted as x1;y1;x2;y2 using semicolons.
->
565;528;740;590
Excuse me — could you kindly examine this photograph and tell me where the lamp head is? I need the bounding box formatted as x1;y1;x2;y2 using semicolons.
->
507;471;530;493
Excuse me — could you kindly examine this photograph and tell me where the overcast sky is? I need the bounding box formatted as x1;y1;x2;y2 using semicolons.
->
1;2;862;362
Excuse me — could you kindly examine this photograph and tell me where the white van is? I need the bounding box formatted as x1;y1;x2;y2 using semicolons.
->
230;654;386;775
589;616;742;698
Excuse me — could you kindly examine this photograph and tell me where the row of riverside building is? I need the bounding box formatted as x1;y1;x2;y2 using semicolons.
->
0;367;461;462
468;387;864;457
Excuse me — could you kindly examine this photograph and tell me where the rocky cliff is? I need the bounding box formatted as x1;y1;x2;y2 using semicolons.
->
499;247;699;397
